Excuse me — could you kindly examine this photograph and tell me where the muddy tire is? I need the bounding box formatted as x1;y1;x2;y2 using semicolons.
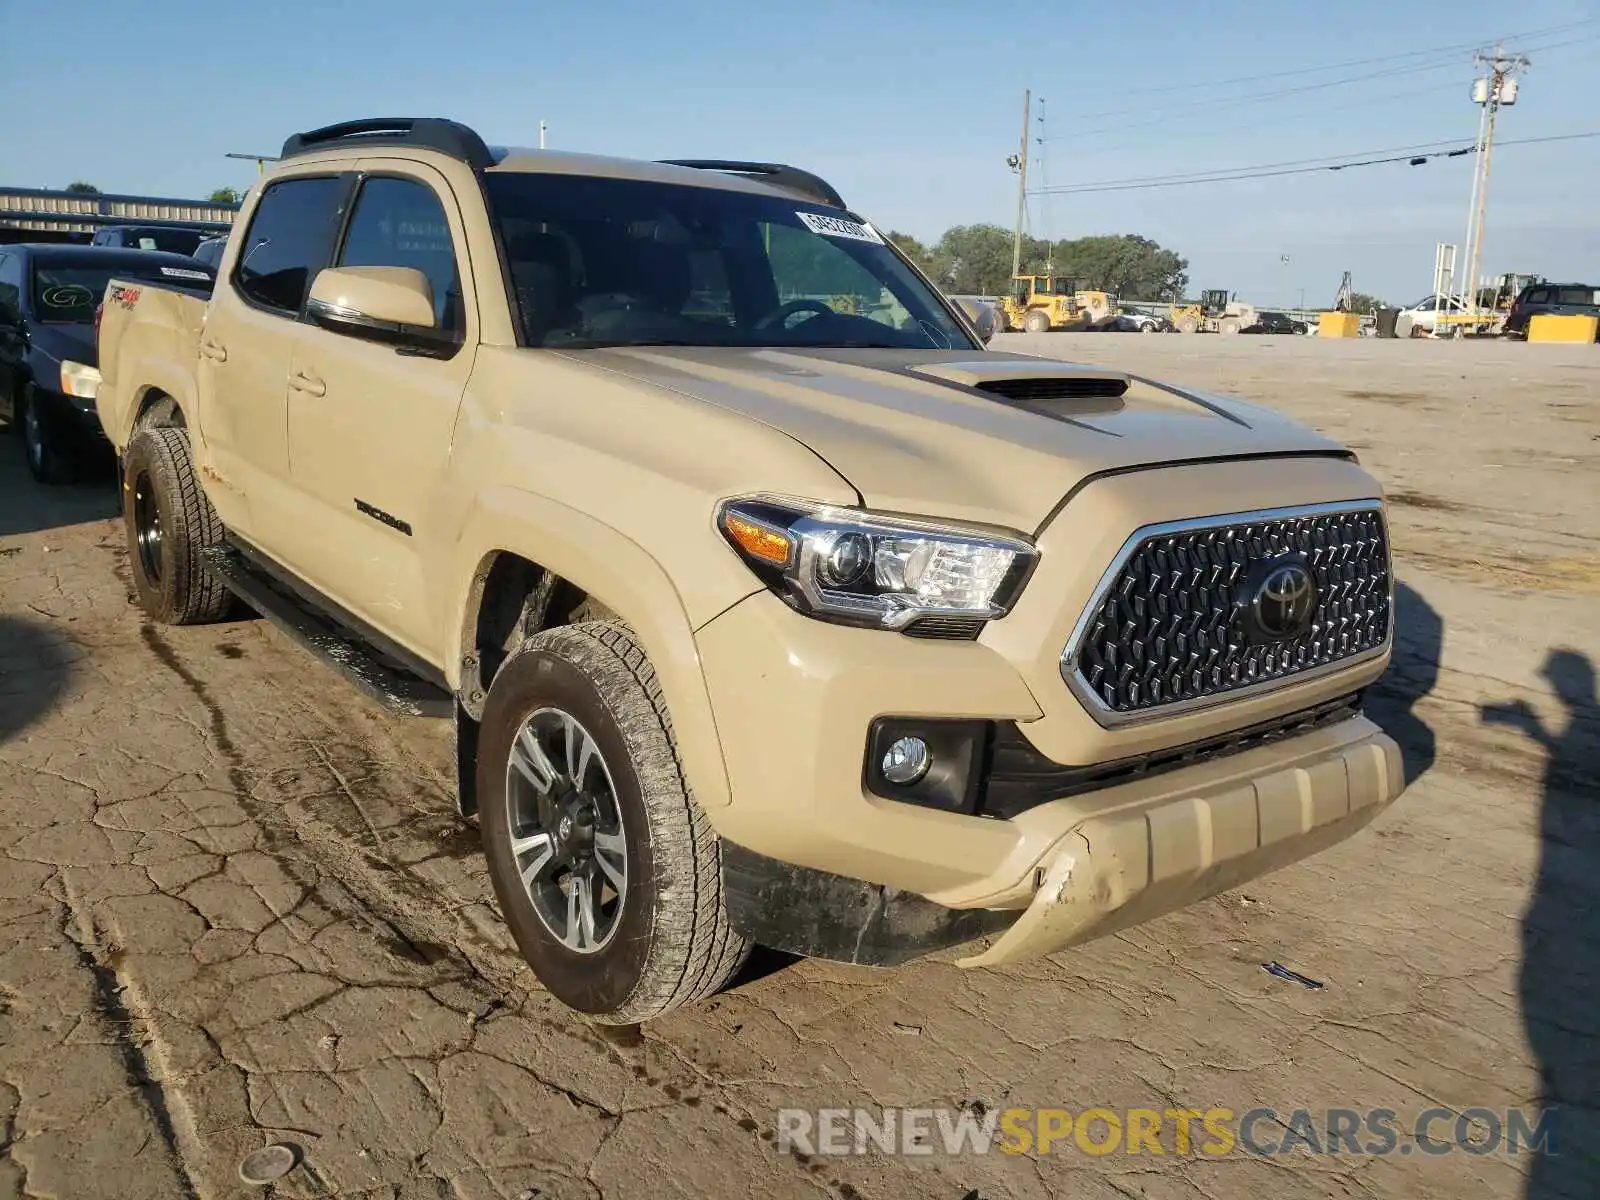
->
18;381;80;485
1219;317;1242;335
1022;309;1051;334
122;426;231;625
1177;315;1199;334
477;621;750;1022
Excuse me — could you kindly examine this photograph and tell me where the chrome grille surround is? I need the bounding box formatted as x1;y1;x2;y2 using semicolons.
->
1060;501;1392;726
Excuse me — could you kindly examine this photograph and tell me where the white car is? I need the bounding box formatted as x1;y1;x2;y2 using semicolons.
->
1396;293;1469;336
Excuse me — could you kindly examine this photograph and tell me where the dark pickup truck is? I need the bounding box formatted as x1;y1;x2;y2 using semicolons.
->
0;243;214;482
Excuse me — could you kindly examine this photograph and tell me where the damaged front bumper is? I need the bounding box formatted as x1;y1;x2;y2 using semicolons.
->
955;723;1403;967
720;718;1403;970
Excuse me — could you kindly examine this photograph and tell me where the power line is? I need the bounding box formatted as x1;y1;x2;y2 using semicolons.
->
1049;17;1597;107
1028;131;1600;195
1041;137;1473;189
1061;78;1467;162
1046;28;1599;132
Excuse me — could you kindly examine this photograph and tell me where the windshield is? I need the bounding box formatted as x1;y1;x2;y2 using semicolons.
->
30;261;211;324
483;172;975;351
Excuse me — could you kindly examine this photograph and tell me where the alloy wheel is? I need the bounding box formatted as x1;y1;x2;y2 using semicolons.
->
504;706;628;954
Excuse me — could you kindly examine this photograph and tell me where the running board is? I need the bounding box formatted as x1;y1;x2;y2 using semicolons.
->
203;545;454;718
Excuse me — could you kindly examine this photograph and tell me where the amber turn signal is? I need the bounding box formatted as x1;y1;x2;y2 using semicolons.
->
722;512;793;565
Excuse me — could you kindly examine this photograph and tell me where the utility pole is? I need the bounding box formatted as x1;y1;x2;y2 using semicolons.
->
539;121;548;150
1009;88;1031;282
1461;45;1527;318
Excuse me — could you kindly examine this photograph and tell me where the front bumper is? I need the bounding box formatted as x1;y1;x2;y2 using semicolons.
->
39;386;109;439
956;721;1400;966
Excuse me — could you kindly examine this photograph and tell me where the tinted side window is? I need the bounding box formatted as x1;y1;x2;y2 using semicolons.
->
0;255;19;315
234;176;344;315
337;177;460;330
1524;288;1550;305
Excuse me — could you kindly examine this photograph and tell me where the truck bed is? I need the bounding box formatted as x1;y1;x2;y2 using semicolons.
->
95;276;212;452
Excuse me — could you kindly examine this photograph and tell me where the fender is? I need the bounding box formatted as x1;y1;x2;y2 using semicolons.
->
444;486;754;811
119;370;201;448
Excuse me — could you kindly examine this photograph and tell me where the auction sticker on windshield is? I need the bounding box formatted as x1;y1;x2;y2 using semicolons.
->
797;211;884;244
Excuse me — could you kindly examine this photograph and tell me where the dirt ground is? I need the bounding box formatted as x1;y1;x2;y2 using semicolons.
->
2;334;1596;1200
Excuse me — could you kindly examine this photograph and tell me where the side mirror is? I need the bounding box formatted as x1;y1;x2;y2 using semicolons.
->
306;266;454;352
954;297;999;344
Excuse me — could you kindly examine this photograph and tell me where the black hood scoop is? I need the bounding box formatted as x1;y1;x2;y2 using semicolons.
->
971;374;1129;401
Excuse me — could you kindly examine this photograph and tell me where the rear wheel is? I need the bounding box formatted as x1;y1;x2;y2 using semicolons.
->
1177;315;1199;334
1022;309;1051;334
122;426;231;625
1219;317;1242;335
18;382;79;485
478;622;750;1022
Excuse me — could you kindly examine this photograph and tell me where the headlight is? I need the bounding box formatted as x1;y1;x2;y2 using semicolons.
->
60;360;102;400
717;496;1037;631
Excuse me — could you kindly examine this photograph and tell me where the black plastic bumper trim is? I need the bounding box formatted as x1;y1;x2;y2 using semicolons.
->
721;842;1016;967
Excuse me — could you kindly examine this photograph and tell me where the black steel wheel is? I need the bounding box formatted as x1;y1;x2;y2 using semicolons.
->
121;426;231;625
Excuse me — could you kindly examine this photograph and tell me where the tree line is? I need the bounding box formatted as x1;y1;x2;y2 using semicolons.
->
64;182;243;205
884;225;1190;301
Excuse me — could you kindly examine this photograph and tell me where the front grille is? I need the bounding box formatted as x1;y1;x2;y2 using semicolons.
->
978;691;1365;819
976;376;1129;401
1068;504;1390;718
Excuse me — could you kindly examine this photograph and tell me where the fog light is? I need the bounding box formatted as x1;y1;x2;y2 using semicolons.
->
881;736;930;785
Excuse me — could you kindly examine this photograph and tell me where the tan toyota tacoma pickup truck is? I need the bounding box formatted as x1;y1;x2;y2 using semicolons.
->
95;118;1404;1023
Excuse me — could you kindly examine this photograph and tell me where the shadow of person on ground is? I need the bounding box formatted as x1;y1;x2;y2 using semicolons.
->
0;425;118;539
1365;580;1441;784
1482;649;1600;1199
0;615;78;746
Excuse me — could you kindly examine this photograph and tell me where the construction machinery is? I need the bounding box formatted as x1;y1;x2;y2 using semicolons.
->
1170;289;1257;334
1484;271;1545;316
999;275;1116;332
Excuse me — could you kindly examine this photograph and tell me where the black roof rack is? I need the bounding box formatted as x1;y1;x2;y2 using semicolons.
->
279;118;494;170
658;160;845;209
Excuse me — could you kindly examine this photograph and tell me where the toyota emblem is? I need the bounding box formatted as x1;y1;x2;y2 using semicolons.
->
1251;560;1318;641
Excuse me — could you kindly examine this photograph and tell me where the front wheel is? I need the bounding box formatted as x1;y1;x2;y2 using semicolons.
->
1022;309;1051;334
18;382;80;485
477;622;750;1022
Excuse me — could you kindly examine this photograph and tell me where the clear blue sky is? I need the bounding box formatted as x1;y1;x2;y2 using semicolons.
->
3;0;1596;305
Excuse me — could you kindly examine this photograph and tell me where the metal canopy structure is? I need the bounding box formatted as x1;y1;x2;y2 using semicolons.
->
0;185;240;244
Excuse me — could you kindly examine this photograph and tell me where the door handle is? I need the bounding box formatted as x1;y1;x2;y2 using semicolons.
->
200;338;228;362
289;370;325;397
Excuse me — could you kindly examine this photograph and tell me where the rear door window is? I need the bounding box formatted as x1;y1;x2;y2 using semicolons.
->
233;176;345;316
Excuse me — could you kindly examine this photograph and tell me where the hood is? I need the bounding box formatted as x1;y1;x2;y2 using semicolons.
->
571;347;1349;533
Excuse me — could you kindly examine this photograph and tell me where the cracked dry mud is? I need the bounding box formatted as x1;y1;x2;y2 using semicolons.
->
2;335;1597;1199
